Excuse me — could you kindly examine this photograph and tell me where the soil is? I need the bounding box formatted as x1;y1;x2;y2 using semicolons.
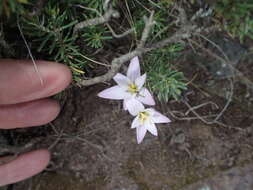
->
1;35;253;190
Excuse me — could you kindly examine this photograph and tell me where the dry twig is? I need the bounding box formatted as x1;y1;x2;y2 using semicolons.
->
73;2;120;34
74;4;134;39
79;11;156;86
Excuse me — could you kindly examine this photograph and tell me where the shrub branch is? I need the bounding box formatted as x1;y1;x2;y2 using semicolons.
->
73;5;120;34
79;5;202;86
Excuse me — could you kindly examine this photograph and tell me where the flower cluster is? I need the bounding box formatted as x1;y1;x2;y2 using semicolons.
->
98;56;171;143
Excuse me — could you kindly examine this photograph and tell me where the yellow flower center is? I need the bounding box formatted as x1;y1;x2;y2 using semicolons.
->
127;83;138;94
138;111;150;124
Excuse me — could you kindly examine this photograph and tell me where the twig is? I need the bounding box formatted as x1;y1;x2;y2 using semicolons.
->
103;0;112;11
183;38;250;130
137;12;155;49
213;79;234;123
198;34;230;62
185;101;219;115
73;5;120;34
169;111;218;121
106;24;134;39
145;25;198;52
175;5;188;25
79;11;155;86
181;67;234;125
188;38;235;124
80;50;140;86
80;6;201;86
182;96;234;127
191;38;253;91
75;4;134;39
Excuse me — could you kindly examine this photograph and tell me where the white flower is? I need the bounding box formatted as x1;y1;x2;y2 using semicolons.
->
130;104;171;144
98;56;155;115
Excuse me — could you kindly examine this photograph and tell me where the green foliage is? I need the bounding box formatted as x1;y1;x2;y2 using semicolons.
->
0;25;14;57
145;43;187;102
82;26;112;49
214;0;253;42
21;2;86;77
86;0;104;13
126;0;174;41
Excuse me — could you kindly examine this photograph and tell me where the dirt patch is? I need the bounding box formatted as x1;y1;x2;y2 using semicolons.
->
5;33;253;190
12;75;253;190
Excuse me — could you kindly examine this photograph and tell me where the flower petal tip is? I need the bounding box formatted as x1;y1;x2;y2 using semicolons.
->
137;137;144;144
127;56;141;81
97;86;128;100
163;116;171;123
97;91;106;98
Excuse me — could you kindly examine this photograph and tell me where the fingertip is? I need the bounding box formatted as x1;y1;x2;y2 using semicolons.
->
0;149;51;186
0;59;73;105
49;61;72;87
37;60;72;97
35;149;51;167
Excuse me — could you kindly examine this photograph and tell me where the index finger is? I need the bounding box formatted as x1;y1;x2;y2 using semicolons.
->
0;60;72;105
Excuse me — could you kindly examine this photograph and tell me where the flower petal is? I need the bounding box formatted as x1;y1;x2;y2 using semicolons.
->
137;88;155;105
146;121;158;136
131;116;140;128
125;98;144;116
98;85;129;100
127;56;141;81
136;126;147;144
148;109;171;123
113;73;130;88
135;73;146;89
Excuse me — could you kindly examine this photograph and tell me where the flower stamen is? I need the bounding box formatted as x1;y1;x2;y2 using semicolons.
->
138;111;150;124
127;83;138;94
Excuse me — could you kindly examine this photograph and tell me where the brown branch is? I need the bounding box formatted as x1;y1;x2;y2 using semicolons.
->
137;12;155;48
144;25;198;53
79;6;201;87
106;24;134;39
80;50;141;86
73;6;120;34
75;4;133;38
175;5;188;25
79;12;155;86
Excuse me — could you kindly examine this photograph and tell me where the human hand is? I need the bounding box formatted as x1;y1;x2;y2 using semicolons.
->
0;59;72;186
